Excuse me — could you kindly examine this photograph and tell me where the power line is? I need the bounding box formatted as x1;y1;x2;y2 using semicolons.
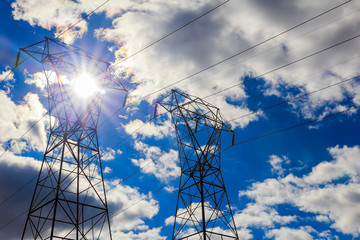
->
102;0;352;125
0;57;29;88
0;114;47;160
0;0;355;231
2;29;358;215
55;0;110;39
0;176;37;208
0;153;158;232
113;0;230;66
0;209;28;231
8;25;357;208
2;102;359;232
1;0;110;88
187;5;360;88
223;104;360;152
228;74;360;122
2;61;357;230
202;31;360;100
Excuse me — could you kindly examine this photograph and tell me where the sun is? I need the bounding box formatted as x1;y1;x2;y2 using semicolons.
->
73;73;99;98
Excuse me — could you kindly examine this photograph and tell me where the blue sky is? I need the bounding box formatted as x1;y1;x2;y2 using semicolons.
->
1;0;360;239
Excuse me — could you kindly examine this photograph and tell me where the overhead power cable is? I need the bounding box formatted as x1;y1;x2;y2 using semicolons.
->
0;114;47;160
0;153;159;232
223;104;360;152
229;74;360;122
4;26;358;208
1;0;109;88
102;0;352;125
2;59;357;218
2;29;358;215
0;0;354;230
113;0;230;65
2;102;359;232
202;32;360;100
0;57;29;88
55;0;110;39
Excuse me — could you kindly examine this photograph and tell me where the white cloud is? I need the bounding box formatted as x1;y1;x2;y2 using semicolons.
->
122;118;174;140
237;228;253;240
24;70;48;93
103;166;112;174
94;0;360;123
106;179;160;233
302;145;360;185
240;145;360;237
131;140;180;183
12;0;89;43
101;147;117;161
268;155;290;176
112;227;166;240
0;67;15;93
234;203;296;228
266;227;313;240
0;90;47;153
13;0;360;124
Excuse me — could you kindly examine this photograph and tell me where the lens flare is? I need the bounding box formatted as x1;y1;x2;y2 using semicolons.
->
73;73;99;98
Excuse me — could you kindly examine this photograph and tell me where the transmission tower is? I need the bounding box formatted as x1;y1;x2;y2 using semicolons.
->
19;37;127;239
157;90;239;240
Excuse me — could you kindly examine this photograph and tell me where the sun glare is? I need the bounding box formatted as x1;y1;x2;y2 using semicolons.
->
73;73;99;98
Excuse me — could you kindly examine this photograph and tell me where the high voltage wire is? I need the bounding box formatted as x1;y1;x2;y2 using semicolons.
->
3;0;352;151
0;0;109;88
1;28;359;218
112;0;231;66
102;0;352;125
202;31;360;100
0;114;46;160
228;74;360;122
0;0;356;232
0;57;29;88
1;100;359;232
223;104;360;152
54;0;111;39
0;0;231;233
2;24;359;215
185;5;360;89
0;154;160;231
0;0;226;198
2;68;358;232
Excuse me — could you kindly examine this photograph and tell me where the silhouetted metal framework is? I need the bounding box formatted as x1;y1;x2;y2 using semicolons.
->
157;90;239;240
19;37;127;240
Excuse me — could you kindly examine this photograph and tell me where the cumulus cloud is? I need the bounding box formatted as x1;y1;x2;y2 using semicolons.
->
239;145;360;237
268;155;290;176
131;140;180;183
107;180;159;234
13;0;360;124
12;0;89;43
0;67;15;91
234;203;296;228
92;0;360;125
122;118;174;140
0;90;47;153
266;227;314;240
101;147;117;161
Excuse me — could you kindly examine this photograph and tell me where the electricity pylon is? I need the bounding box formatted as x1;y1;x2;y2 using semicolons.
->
157;90;239;240
19;37;127;239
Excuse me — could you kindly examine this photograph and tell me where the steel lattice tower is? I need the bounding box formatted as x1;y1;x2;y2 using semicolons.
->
19;37;127;240
157;90;239;240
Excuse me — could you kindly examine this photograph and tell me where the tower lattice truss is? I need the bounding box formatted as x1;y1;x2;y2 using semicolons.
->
20;37;127;240
157;90;239;240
